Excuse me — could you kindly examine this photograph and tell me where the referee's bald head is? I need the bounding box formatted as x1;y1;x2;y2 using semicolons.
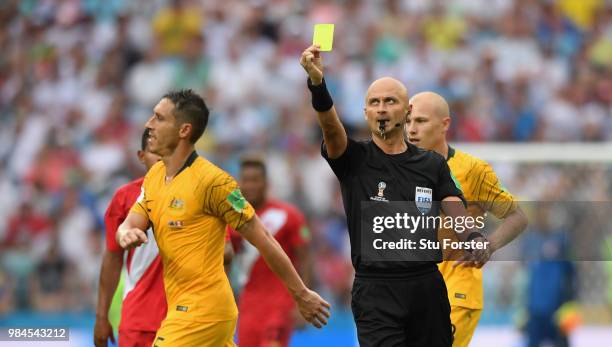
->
363;77;411;141
366;77;409;105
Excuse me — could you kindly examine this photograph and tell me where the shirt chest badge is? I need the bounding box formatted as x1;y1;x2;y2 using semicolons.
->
168;196;186;215
169;197;185;211
415;186;433;214
370;181;389;202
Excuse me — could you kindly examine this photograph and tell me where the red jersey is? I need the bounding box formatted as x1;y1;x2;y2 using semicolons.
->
104;177;166;332
230;199;310;314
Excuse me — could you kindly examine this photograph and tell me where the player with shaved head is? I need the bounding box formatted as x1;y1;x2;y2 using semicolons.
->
300;45;491;347
408;91;528;347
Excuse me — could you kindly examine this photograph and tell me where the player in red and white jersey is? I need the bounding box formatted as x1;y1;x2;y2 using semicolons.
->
94;129;164;347
230;155;311;347
94;129;234;347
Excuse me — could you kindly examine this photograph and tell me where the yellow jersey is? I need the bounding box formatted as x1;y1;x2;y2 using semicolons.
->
131;151;255;322
438;147;516;309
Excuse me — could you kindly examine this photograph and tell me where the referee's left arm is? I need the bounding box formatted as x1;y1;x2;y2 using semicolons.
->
436;154;478;244
486;206;528;253
477;162;528;253
441;197;483;244
437;157;491;267
441;197;492;268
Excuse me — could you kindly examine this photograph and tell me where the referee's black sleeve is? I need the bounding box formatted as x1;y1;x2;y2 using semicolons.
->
321;138;365;181
436;157;466;206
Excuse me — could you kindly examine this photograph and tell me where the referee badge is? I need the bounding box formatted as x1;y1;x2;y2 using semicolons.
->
415;186;433;214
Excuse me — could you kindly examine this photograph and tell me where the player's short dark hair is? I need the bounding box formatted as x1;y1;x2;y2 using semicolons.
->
240;153;267;178
140;128;151;151
163;89;209;143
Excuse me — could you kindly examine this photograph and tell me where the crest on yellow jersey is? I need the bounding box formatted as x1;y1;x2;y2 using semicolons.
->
169;197;185;211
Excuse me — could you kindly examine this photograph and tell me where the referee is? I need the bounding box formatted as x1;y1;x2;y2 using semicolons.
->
300;45;491;347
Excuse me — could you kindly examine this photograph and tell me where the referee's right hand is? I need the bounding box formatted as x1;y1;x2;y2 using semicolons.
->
118;228;148;249
294;287;331;328
300;45;324;85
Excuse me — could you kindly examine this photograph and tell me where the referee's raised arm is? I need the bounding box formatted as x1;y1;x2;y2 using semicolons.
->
300;45;347;159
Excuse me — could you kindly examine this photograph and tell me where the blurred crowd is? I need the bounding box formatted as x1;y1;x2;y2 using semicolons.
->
0;0;611;322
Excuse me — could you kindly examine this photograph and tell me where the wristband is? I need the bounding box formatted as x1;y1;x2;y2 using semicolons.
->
307;77;334;112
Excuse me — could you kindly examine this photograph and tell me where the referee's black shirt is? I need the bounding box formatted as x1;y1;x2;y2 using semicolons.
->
322;137;464;278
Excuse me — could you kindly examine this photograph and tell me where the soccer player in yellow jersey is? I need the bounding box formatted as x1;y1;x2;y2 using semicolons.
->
406;92;528;347
116;90;331;346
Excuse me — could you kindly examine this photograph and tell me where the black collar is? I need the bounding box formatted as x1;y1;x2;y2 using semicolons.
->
369;138;413;156
175;151;198;177
447;145;455;161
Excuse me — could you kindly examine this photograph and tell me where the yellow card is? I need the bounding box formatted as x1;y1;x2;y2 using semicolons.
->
313;24;334;51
